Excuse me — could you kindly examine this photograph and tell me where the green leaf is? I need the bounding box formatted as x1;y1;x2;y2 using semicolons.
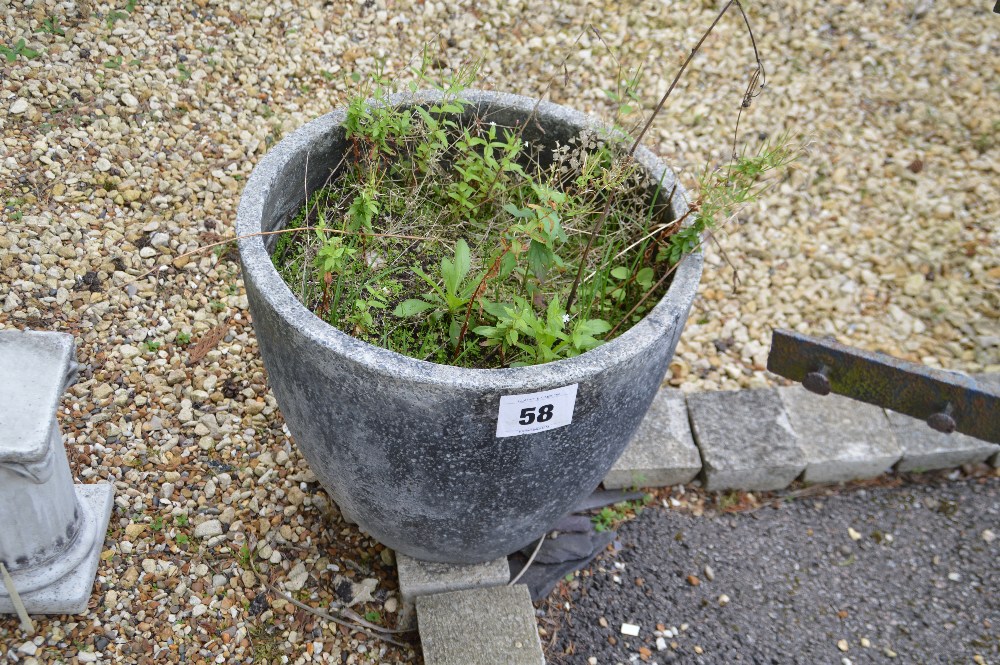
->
502;203;532;219
472;325;498;338
526;240;551;280
579;319;612;335
453;239;470;287
635;267;654;289
610;266;630;281
393;299;435;317
481;300;510;319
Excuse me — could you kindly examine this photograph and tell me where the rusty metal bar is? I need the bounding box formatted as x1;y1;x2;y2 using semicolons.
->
767;329;1000;444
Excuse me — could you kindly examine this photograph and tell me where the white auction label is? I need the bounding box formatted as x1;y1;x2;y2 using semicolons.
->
495;383;579;438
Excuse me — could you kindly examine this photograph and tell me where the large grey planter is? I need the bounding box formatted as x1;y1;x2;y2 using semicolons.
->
237;90;703;563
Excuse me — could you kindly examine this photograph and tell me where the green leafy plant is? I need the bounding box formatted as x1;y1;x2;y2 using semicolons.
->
237;544;253;570
592;495;652;532
176;331;192;345
143;340;161;352
106;10;128;29
1;39;41;62
37;16;66;36
150;515;164;532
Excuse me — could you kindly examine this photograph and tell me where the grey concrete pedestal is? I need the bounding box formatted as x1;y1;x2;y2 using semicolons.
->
0;330;113;615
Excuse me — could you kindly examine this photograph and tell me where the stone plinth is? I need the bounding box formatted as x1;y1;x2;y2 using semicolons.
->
0;330;114;615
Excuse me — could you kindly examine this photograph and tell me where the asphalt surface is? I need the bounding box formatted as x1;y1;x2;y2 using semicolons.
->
546;475;999;665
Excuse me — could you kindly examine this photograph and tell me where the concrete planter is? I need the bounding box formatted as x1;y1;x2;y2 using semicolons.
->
237;91;702;563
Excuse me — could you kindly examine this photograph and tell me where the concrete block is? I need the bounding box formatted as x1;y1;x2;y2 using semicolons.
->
604;389;701;489
778;387;902;484
687;388;805;491
889;410;999;472
417;585;544;665
397;552;510;630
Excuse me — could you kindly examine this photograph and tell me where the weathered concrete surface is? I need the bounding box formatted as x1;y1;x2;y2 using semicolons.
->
889;410;999;472
778;387;902;484
397;553;510;630
687;388;805;491
417;585;544;665
604;389;701;490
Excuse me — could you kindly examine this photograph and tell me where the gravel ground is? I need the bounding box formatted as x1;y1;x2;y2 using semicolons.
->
546;473;1000;664
0;0;997;663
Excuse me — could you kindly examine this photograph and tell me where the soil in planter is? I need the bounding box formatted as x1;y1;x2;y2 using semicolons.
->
269;90;685;369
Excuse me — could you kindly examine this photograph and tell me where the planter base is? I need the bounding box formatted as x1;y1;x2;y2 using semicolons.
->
0;483;113;615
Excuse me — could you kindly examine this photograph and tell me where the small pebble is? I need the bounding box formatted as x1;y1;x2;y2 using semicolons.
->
621;623;640;637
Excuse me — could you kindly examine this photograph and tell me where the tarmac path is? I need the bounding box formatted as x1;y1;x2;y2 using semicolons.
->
546;475;998;665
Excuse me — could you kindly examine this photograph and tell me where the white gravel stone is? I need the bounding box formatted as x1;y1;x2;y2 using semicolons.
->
119;344;140;359
9;98;29;114
194;519;223;540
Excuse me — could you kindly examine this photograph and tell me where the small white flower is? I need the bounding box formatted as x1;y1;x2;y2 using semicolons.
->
562;314;571;324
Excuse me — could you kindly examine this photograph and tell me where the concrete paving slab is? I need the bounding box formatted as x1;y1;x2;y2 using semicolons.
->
396;553;510;630
416;585;544;665
889;410;999;472
778;386;902;483
603;389;700;490
687;388;805;491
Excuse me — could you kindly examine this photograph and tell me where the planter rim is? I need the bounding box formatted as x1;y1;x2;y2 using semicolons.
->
237;89;703;391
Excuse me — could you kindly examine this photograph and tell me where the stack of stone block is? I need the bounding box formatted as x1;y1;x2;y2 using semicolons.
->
397;553;545;665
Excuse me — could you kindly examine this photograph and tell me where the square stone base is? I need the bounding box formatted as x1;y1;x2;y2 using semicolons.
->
397;552;510;630
416;585;544;665
0;483;114;615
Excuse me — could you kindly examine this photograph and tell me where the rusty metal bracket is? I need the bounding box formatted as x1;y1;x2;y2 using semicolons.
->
767;329;1000;444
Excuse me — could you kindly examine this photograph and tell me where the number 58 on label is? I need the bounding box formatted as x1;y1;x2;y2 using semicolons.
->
495;384;578;438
